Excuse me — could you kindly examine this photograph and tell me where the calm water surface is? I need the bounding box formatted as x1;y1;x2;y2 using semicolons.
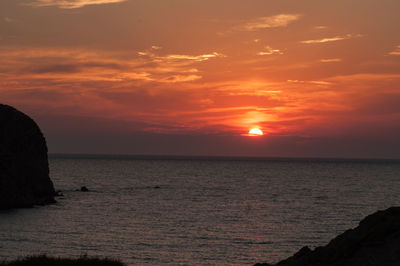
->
1;156;400;265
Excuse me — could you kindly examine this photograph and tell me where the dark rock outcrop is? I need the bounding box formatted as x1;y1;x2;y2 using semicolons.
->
0;104;55;209
255;207;400;266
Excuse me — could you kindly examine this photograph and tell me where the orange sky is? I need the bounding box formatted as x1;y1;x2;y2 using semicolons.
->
1;0;400;157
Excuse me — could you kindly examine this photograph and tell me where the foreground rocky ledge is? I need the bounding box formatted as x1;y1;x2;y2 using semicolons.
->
0;104;55;209
255;207;400;266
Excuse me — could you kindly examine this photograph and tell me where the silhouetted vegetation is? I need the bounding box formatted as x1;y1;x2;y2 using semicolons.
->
0;255;125;266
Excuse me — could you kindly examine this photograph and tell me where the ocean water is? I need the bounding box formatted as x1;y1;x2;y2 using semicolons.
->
1;156;400;265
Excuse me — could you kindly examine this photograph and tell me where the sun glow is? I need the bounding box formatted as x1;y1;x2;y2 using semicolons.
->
248;128;264;136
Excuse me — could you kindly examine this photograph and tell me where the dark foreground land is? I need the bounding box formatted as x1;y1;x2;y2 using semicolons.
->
255;207;400;266
0;256;124;266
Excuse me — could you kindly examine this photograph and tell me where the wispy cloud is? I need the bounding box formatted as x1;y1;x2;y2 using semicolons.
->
164;52;225;62
287;80;332;86
137;48;225;82
257;46;283;56
326;73;400;83
137;47;225;63
389;45;400;55
235;14;302;31
0;46;224;86
157;74;202;83
320;58;342;63
26;0;127;9
301;34;363;44
3;17;16;23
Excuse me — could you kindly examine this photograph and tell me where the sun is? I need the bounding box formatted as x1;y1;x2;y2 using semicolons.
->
248;128;264;136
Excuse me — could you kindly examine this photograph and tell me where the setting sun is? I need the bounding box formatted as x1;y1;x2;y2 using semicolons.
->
248;128;264;136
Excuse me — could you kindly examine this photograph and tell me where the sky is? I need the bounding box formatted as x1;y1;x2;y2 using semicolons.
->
1;0;400;158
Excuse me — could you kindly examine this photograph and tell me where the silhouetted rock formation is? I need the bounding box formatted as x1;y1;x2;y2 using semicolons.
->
0;104;55;209
255;207;400;266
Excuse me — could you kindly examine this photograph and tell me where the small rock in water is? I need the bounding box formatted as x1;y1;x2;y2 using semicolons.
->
80;186;89;192
54;190;64;197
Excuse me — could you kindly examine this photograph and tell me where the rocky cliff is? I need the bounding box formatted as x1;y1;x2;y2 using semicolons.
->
0;104;55;209
255;207;400;266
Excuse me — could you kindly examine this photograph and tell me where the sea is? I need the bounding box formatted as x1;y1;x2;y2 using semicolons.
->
1;155;400;265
